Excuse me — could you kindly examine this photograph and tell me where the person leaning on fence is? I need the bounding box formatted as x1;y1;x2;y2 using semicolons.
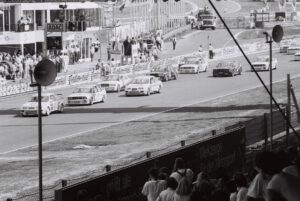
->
142;168;167;201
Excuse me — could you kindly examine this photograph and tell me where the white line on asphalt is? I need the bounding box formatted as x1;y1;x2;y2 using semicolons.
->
226;0;242;14
222;30;245;48
2;72;300;155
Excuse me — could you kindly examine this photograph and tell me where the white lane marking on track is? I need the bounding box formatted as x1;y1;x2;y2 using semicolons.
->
2;72;300;155
226;0;242;14
222;30;244;48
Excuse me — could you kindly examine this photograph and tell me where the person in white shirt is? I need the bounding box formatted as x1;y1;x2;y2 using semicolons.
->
267;171;300;201
247;151;277;201
142;168;167;201
156;177;178;201
234;173;248;201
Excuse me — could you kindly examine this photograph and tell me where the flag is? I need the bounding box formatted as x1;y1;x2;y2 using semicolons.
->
148;0;154;12
278;0;286;11
119;0;131;11
292;0;297;11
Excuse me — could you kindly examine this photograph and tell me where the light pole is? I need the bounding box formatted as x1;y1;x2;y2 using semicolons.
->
30;59;57;201
263;25;283;150
263;31;273;150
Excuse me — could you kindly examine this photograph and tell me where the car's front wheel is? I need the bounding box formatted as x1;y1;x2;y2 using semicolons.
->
146;88;151;96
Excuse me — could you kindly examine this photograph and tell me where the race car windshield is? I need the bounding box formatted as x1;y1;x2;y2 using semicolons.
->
255;57;268;62
216;62;235;68
103;75;119;81
132;78;149;84
73;88;93;93
185;58;199;64
30;96;49;102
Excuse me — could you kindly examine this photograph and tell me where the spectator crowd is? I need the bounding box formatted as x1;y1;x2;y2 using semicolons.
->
73;145;300;201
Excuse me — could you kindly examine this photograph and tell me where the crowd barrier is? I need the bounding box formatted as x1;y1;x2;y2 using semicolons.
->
55;127;245;201
0;37;299;97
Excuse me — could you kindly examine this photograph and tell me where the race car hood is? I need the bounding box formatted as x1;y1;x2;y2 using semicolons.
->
127;83;149;88
180;64;198;68
68;93;92;98
252;61;268;66
22;102;48;108
100;80;120;85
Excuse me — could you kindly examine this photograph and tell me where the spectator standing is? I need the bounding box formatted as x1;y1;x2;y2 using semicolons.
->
209;43;214;59
172;36;177;50
156;177;178;201
234;173;248;201
75;45;80;62
142;168;167;201
170;158;194;185
111;34;116;51
107;43;112;61
283;154;300;180
198;45;203;52
191;172;214;201
247;151;277;201
226;180;237;201
69;44;75;64
266;151;300;201
90;44;95;62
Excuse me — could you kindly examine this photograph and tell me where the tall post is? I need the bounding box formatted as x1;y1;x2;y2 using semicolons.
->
263;32;273;150
269;37;273;150
287;74;291;147
38;84;43;201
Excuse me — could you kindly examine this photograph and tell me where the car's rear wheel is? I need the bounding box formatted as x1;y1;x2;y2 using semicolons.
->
59;104;64;113
45;108;50;116
102;95;106;103
157;86;161;93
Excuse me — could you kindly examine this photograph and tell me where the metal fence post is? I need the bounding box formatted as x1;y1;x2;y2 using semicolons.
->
212;130;216;136
264;113;268;150
105;165;111;172
61;179;67;187
180;140;185;147
286;74;291;147
146;152;151;158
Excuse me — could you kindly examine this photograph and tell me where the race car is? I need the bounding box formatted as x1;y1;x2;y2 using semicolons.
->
20;93;65;116
67;84;107;105
213;61;242;77
251;56;277;71
178;56;208;74
294;51;300;61
99;74;132;92
287;45;300;55
125;76;163;96
150;65;178;81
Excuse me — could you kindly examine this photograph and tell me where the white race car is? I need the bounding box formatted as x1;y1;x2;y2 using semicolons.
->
67;84;107;105
287;45;300;55
252;56;278;71
99;74;132;92
20;93;65;116
125;76;163;96
294;51;300;61
178;56;208;74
